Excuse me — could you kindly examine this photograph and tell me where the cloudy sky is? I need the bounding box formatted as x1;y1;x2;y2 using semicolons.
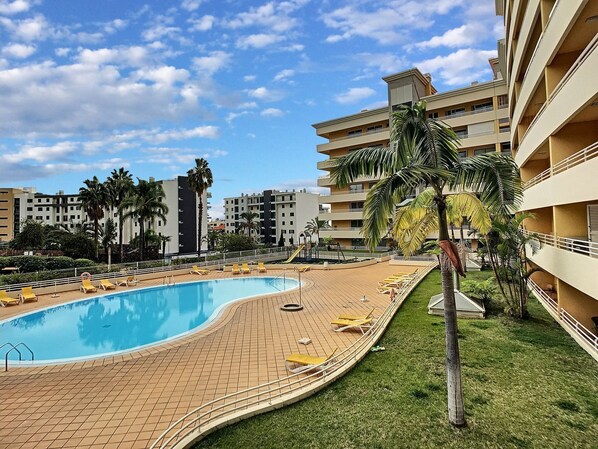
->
0;0;503;218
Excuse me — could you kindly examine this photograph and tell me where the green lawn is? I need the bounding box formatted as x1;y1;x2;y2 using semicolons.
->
194;270;598;449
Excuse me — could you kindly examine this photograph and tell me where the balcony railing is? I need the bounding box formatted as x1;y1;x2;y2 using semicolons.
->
523;229;598;259
327;127;388;143
521;33;598;143
522;141;598;190
527;278;598;355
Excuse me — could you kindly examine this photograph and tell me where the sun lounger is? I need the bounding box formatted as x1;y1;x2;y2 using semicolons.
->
190;265;209;275
80;279;97;293
19;286;37;303
285;348;338;374
0;290;20;307
231;263;241;275
99;279;116;290
331;318;373;334
116;276;139;286
241;263;251;274
337;307;375;321
257;262;267;273
297;265;311;272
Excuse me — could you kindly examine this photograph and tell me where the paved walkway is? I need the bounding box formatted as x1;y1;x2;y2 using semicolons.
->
0;262;424;448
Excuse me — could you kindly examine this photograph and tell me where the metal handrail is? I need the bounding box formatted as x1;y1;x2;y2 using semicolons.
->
150;263;436;448
527;279;597;352
521;33;598;143
4;342;34;371
522;141;598;190
523;229;598;259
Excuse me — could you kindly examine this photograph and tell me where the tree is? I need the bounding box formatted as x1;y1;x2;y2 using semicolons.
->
202;228;219;252
105;168;134;262
485;213;538;318
216;233;256;252
305;217;328;245
10;219;45;250
330;101;521;427
120;178;168;261
79;176;108;260
238;212;260;239
158;234;171;256
187;158;213;256
102;218;118;269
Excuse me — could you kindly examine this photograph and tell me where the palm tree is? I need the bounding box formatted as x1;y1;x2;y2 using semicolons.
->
105;168;134;262
79;176;108;260
305;217;328;246
120;178;168;261
187;158;213;256
238;211;260;239
331;101;521;427
158;234;171;256
102;218;118;269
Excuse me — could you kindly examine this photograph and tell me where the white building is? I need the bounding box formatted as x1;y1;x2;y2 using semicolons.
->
223;189;319;245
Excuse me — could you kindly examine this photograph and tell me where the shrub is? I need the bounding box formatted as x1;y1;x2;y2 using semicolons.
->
74;258;96;268
462;278;497;304
0;257;11;270
10;256;47;273
45;256;75;271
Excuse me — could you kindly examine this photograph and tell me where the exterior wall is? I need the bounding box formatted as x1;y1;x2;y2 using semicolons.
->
500;0;598;344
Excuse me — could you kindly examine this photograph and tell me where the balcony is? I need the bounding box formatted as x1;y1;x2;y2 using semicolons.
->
319;210;364;221
316;129;390;153
319;191;368;204
320;227;363;239
318;175;378;188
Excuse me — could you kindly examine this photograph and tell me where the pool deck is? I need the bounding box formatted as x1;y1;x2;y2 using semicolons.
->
0;262;425;449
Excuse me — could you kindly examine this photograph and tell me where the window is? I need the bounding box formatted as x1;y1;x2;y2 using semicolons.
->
458;151;467;159
158;221;162;226
446;108;465;117
349;184;364;192
350;202;364;210
290;212;294;217
454;128;467;139
290;221;293;225
27;207;32;211
282;221;285;225
350;220;363;228
281;213;285;217
497;94;508;109
474;147;494;156
428;112;439;119
46;207;50;211
472;102;493;113
27;199;33;203
289;229;294;234
501;142;511;153
348;129;362;136
366;125;383;133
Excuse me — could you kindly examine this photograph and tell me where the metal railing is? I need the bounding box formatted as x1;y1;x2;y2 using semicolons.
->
150;263;436;448
2;342;34;371
326;127;388;143
523;229;598;259
522;32;598;143
0;248;290;292
527;278;597;354
522;0;560;81
522;141;598;190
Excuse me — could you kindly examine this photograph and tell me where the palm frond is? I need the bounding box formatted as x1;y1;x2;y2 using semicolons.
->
446;192;492;234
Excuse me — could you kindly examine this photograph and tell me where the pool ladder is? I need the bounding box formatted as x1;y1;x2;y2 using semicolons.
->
163;275;175;286
1;342;34;371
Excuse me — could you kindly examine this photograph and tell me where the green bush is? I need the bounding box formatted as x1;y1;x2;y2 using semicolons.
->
462;278;497;304
74;258;96;268
0;257;11;270
10;256;46;273
45;256;75;270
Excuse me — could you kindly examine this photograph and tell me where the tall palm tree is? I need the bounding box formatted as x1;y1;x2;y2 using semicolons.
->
79;176;108;260
119;178;168;261
305;217;328;245
238;211;260;239
105;168;134;262
101;218;118;269
187;158;213;256
331;101;521;427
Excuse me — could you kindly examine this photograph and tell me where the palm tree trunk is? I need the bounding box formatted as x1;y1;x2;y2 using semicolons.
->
139;219;145;261
94;219;99;261
459;225;467;273
119;211;124;262
197;199;203;257
437;197;466;428
108;245;112;271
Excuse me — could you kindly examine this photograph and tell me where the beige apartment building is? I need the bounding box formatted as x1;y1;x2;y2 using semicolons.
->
497;0;598;358
314;60;510;249
0;188;25;243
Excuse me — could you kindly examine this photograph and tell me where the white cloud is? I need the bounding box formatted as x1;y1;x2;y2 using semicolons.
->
0;0;33;15
193;51;231;75
335;87;376;104
225;1;306;33
3;141;78;163
416;48;497;86
142;24;181;42
181;0;202;12
55;47;70;57
103;18;128;34
273;68;294;82
416;24;484;49
188;15;214;31
236;33;284;49
1;14;46;41
260;107;284;117
2;42;35;58
226;110;251;124
77;46;149;67
152;125;219;143
246;86;283;101
243;74;256;82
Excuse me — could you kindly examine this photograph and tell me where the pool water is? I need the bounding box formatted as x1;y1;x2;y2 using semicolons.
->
0;277;297;364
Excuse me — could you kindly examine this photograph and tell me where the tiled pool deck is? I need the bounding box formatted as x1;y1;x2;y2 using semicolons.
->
0;262;425;449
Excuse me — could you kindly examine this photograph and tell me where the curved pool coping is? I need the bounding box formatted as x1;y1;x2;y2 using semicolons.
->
1;276;301;367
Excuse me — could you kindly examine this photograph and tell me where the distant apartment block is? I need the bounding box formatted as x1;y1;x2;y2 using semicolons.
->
314;59;509;249
208;218;225;232
0;176;208;255
223;190;319;245
497;0;598;357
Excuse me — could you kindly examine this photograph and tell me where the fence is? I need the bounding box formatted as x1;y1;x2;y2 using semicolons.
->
524;229;598;259
149;262;437;449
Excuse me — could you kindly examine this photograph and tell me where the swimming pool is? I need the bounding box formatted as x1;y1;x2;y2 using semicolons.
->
0;277;298;364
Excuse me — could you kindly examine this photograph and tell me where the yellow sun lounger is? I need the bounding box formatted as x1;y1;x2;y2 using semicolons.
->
331;318;373;334
19;286;37;303
257;262;267;273
190;265;209;275
297;265;311;272
116;276;139;286
285;348;338;374
80;279;97;293
337;307;375;321
231;263;241;275
99;279;116;290
241;263;251;274
0;290;20;307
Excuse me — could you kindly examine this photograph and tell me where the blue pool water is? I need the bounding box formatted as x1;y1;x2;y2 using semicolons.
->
0;277;298;364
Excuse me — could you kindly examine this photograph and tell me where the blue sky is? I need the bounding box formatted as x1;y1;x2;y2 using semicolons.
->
0;0;503;218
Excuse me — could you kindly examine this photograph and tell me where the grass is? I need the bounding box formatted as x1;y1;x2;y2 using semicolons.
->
194;269;598;449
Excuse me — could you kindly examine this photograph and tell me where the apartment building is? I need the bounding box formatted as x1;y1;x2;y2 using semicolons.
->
497;0;598;357
223;190;319;245
2;176;208;255
314;60;510;249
